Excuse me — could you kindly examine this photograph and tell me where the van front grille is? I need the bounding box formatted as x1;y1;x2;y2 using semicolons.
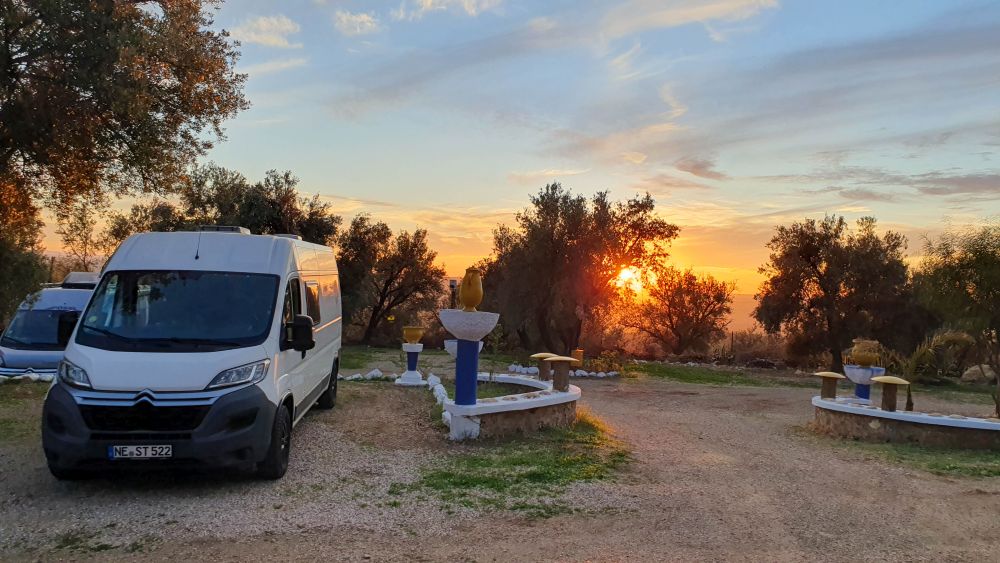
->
80;403;209;432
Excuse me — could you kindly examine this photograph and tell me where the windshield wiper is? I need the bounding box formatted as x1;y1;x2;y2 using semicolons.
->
81;325;140;343
146;337;245;348
0;335;28;345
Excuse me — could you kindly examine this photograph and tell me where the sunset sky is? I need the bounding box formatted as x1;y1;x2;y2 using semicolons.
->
46;0;1000;293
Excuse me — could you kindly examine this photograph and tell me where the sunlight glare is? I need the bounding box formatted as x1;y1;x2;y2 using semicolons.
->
616;267;643;293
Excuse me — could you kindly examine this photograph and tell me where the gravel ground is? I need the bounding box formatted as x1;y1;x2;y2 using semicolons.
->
2;369;999;561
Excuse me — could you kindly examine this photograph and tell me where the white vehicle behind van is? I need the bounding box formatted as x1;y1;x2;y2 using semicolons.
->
42;228;342;480
0;273;98;379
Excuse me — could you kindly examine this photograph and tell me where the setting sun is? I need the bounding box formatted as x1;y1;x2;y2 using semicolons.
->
616;267;644;293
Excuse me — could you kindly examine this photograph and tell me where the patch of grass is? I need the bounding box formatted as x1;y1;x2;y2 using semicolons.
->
912;383;995;405
637;363;994;403
840;441;1000;477
429;402;445;428
0;380;49;406
0;417;35;442
340;346;375;371
439;380;524;400
634;362;813;388
405;409;630;517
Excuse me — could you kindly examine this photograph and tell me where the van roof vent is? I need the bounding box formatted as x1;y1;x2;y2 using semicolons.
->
197;225;250;234
275;234;302;240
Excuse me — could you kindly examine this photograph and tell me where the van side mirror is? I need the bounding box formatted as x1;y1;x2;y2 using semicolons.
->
57;311;80;347
285;314;315;352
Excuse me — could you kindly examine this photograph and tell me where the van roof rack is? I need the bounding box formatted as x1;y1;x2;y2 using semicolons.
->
197;225;251;234
275;234;302;240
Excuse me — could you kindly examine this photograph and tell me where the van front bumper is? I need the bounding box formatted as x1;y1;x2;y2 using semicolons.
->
42;383;276;471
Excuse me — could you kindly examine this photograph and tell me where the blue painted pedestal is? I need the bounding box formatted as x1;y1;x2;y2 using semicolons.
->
455;338;480;406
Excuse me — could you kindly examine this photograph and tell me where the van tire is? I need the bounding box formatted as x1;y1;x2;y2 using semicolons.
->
316;360;338;409
256;405;291;480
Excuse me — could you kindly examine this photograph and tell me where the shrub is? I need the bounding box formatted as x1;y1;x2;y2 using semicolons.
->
587;350;623;373
883;330;977;385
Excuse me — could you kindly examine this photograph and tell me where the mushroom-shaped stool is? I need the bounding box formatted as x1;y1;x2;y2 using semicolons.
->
872;375;909;412
530;352;557;381
544;356;577;391
814;371;846;399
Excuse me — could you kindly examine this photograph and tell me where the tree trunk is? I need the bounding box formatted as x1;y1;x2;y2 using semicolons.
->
535;309;559;355
361;305;383;344
516;326;533;350
829;346;844;373
569;317;583;351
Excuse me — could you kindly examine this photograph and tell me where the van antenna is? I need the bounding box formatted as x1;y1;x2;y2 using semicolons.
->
194;229;202;260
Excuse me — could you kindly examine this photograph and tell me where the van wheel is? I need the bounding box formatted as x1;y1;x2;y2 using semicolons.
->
316;360;338;410
256;405;291;480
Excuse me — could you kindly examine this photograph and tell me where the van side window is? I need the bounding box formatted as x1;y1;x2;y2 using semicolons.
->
304;281;321;325
282;279;301;326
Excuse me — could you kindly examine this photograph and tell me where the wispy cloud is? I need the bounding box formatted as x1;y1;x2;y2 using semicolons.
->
765;165;1000;202
658;85;688;119
621;152;648;165
910;172;1000;197
392;0;503;21
550;16;1000;173
608;40;643;80
328;19;581;116
230;15;303;49
675;156;728;180
334;10;381;36
602;0;778;39
837;187;900;203
241;57;308;76
508;168;590;185
633;173;713;195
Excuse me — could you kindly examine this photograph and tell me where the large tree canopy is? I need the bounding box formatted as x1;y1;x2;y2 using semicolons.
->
0;180;46;321
1;0;248;211
104;164;342;247
336;214;446;345
621;264;735;356
480;183;678;353
754;216;911;371
916;223;1000;387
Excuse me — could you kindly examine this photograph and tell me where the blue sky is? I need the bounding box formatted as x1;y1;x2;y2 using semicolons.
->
198;0;1000;291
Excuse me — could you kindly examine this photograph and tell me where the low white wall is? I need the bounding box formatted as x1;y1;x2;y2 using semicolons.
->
812;396;1000;431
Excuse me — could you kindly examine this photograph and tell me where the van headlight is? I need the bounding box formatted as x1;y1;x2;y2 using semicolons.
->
58;360;92;389
207;359;270;390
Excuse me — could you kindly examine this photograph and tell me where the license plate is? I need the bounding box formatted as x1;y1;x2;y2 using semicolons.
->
108;445;172;459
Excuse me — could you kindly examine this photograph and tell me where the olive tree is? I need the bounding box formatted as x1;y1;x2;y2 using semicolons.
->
1;0;248;211
754;216;910;372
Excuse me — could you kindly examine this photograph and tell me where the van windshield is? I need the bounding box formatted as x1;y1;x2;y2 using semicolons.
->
76;271;279;353
1;310;64;350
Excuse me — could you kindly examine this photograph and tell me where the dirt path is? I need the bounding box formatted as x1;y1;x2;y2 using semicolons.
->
2;377;999;561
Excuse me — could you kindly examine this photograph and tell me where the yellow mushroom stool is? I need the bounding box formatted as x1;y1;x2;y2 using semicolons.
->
815;371;846;399
872;375;909;412
544;356;577;392
530;352;557;381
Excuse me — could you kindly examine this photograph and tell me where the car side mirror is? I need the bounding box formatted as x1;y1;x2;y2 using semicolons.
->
286;314;315;353
57;311;80;347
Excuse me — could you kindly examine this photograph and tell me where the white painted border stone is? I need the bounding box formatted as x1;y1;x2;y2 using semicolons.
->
812;396;1000;431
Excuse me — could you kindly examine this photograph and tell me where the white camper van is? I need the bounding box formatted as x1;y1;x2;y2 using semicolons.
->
0;273;98;379
42;227;342;480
